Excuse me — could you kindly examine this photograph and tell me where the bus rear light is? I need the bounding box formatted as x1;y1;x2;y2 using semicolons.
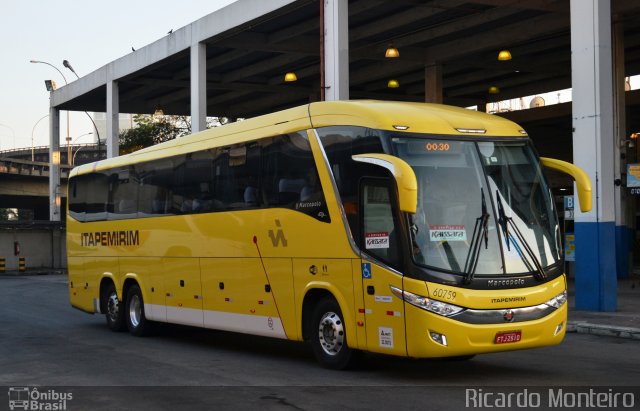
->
429;330;448;346
554;322;564;336
390;286;464;317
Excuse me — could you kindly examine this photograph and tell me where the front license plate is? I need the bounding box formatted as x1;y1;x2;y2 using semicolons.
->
494;330;522;344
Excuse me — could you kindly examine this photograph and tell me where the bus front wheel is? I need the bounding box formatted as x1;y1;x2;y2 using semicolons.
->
104;282;126;332
310;297;356;370
125;284;151;337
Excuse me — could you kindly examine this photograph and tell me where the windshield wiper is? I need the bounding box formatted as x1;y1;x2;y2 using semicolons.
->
495;190;547;281
463;189;490;284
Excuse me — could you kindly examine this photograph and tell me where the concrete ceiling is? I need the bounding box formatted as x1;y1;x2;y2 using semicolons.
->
55;0;640;120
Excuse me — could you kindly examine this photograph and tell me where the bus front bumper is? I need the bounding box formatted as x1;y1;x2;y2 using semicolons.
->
405;302;568;358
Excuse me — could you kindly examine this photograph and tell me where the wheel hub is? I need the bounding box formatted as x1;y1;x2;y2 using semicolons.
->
107;292;120;321
318;311;344;356
129;294;142;328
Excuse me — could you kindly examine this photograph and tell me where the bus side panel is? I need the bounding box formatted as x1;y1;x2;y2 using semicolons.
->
200;258;286;338
262;258;297;340
68;256;94;313
293;258;357;347
163;257;203;328
118;257;166;322
86;257;120;309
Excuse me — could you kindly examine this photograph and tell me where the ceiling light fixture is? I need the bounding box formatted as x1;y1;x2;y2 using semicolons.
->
387;79;400;88
284;72;298;82
385;45;400;58
498;50;512;61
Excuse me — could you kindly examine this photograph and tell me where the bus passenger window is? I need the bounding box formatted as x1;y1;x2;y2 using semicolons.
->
262;133;329;221
317;126;386;239
108;166;138;220
68;177;86;222
137;159;173;217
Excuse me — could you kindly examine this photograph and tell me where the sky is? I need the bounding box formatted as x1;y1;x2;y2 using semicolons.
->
0;0;237;151
2;2;638;152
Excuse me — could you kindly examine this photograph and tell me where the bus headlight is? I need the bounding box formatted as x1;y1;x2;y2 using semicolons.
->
390;286;464;317
544;290;567;309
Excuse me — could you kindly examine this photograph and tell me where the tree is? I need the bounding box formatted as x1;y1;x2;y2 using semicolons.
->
118;114;187;155
118;114;234;154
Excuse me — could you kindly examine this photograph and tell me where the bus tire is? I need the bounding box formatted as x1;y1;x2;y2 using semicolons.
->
125;284;151;337
104;282;126;332
310;297;356;370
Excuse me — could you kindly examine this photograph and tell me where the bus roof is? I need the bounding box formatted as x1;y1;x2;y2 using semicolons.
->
71;100;526;177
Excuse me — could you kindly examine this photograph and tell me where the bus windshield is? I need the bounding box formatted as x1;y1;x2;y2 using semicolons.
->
390;135;561;277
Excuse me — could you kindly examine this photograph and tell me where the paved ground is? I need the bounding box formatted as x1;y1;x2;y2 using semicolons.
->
1;275;638;410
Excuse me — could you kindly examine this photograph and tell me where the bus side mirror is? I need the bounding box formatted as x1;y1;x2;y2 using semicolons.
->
352;153;418;213
540;157;592;212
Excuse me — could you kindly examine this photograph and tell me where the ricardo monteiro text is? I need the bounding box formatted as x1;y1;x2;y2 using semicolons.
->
80;230;139;247
465;388;635;408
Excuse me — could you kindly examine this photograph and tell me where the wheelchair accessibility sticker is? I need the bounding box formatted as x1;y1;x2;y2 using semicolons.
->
362;263;372;279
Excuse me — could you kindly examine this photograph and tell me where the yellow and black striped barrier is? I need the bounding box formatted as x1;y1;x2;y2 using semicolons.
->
0;258;5;273
18;257;25;272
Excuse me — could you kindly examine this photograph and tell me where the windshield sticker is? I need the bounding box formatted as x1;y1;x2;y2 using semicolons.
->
429;225;467;242
365;232;390;249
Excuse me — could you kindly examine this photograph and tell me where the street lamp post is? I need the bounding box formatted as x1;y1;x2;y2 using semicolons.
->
70;132;93;166
30;60;72;165
31;114;49;161
63;59;102;157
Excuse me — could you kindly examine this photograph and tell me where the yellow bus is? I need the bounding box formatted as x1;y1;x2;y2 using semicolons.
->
67;100;591;369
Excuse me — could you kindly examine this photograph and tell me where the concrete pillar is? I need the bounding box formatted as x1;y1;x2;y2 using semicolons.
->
191;42;207;133
324;0;349;101
425;64;443;103
49;107;61;222
612;21;631;279
52;227;63;269
106;80;120;158
570;0;617;311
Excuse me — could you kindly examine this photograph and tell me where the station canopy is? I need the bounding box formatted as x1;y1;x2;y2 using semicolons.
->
53;0;640;120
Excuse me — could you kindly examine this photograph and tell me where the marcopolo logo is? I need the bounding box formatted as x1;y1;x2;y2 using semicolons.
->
8;387;73;410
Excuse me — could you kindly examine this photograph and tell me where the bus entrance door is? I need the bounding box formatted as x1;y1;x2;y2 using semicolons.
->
360;179;407;356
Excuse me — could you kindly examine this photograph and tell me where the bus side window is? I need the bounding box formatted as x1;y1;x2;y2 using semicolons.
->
317;127;386;238
360;179;400;269
262;133;329;221
69;176;86;222
108;166;138;220
84;172;109;222
136;159;173;216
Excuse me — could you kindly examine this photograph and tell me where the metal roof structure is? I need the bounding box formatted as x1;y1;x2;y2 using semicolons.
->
51;0;640;120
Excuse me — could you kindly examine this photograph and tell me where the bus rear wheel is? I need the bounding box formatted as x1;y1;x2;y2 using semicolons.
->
125;284;151;337
104;282;126;332
310;297;356;370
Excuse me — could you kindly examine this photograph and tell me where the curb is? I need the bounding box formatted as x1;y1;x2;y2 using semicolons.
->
0;270;65;277
567;321;640;340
